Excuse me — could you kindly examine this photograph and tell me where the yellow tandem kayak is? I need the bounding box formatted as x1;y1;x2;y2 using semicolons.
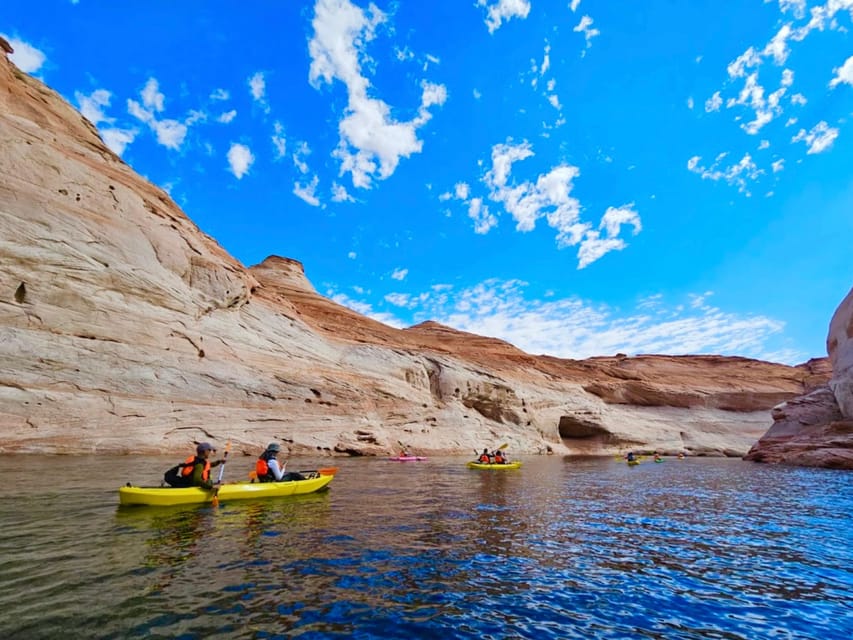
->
119;474;334;507
466;461;522;470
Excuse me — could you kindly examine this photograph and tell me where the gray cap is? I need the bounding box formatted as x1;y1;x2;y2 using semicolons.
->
266;442;281;452
196;442;216;454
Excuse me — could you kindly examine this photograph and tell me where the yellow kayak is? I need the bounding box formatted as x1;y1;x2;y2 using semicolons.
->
466;461;522;470
119;474;334;507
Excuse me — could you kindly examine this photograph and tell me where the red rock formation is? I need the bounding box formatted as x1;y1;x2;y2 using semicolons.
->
745;288;853;469
0;44;838;462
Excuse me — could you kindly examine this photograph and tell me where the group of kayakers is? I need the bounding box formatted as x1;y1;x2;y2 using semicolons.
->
164;441;303;489
477;447;510;464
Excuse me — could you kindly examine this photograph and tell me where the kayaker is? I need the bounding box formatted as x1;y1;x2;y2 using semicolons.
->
256;442;306;482
181;442;223;490
493;450;506;464
478;448;492;464
626;451;636;462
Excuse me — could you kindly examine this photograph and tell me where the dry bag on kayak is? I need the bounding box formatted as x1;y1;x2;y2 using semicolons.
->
163;463;192;488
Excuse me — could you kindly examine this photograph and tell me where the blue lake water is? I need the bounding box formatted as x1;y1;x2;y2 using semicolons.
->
0;455;851;639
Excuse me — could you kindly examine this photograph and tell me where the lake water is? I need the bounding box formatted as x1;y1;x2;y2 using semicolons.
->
0;455;851;639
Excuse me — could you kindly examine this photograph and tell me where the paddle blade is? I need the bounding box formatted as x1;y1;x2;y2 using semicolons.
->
211;492;220;507
498;443;508;450
317;467;338;476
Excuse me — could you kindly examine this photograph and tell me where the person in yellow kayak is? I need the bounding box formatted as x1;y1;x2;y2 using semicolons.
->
478;448;492;463
256;442;306;482
493;449;507;464
164;442;224;489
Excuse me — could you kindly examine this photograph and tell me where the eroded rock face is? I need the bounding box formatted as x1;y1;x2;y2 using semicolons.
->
745;288;853;469
0;43;836;462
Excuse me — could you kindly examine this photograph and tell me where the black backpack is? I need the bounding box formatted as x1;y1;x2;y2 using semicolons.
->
163;463;192;488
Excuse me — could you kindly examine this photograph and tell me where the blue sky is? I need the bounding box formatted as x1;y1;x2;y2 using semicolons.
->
4;0;852;364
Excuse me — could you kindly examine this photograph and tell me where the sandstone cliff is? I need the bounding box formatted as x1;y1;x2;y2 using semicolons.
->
745;287;853;469
0;41;833;460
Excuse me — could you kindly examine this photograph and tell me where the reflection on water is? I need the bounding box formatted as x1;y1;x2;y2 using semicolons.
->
0;455;851;639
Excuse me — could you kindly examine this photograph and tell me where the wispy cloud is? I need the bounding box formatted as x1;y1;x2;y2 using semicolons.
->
308;0;446;189
444;140;641;267
829;55;853;88
792;121;839;154
1;35;46;73
573;16;600;54
687;153;763;195
477;0;531;34
127;78;189;150
331;280;797;363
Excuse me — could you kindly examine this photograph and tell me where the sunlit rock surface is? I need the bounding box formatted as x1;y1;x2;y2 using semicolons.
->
745;288;853;469
0;41;835;461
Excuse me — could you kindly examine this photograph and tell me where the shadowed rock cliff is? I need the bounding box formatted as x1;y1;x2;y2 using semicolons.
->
0;40;836;461
745;287;853;469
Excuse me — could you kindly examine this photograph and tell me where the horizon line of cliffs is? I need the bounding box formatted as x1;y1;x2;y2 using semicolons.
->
0;39;851;468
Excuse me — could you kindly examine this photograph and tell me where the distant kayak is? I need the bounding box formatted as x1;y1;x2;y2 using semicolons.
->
654;459;664;463
627;460;640;466
467;461;522;470
388;456;428;462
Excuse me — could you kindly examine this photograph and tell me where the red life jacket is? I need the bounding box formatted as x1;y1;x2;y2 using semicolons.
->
479;453;491;463
494;453;505;463
180;455;210;481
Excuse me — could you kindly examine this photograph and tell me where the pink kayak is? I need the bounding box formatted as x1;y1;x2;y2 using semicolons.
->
388;456;427;462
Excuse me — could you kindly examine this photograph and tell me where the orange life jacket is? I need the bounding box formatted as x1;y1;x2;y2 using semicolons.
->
479;453;491;463
256;452;276;482
180;455;210;481
494;453;505;463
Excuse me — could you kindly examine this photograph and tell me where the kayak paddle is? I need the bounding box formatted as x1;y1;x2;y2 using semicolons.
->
211;441;231;507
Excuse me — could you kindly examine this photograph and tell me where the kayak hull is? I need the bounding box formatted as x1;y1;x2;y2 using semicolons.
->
388;456;427;461
119;474;334;507
466;461;522;470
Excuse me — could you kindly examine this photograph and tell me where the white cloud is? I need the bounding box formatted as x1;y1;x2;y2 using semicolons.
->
705;91;723;112
573;16;600;53
477;0;531;34
227;142;254;179
101;128;137;156
687;152;763;195
771;158;785;172
391;268;408;281
210;88;230;101
293;141;311;174
790;93;807;105
792;121;839;154
332;281;794;362
469;197;497;234
332;182;355;202
759;139;770;149
829;55;853;88
76;89;114;125
577;205;641;269
248;72;265;101
569;0;581;11
217;110;237;124
2;36;46;73
308;0;447;189
348;251;357;259
294;175;321;206
141;78;165;112
127;78;189;150
774;0;807;19
687;97;695;110
455;182;470;200
272;121;287;159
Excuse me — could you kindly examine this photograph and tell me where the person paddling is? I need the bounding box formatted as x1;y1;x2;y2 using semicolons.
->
478;448;492;464
256;442;306;482
166;442;224;489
